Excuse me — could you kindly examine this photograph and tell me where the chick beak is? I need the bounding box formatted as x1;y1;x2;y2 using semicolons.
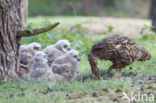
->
38;48;41;51
67;47;71;51
77;58;80;62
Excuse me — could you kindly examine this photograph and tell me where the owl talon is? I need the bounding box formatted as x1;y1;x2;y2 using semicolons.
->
112;67;122;79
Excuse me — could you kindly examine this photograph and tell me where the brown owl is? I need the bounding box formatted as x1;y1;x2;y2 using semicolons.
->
88;35;151;79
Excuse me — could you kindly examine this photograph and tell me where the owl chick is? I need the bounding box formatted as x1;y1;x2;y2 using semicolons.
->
30;51;54;81
51;50;80;80
19;42;41;76
30;51;66;82
44;40;71;66
54;40;71;54
27;42;41;55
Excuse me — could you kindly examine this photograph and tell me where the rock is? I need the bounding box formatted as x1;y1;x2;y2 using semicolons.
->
66;93;69;97
103;88;109;93
113;98;118;102
115;88;123;93
129;67;133;70
92;92;101;97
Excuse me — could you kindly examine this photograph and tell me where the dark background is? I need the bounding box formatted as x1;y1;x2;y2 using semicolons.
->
29;0;150;18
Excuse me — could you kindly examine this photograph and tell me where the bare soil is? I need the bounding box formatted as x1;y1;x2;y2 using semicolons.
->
79;17;151;36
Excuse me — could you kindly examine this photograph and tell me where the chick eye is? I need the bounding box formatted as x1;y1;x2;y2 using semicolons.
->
64;45;67;48
34;47;38;50
73;55;77;58
27;55;32;58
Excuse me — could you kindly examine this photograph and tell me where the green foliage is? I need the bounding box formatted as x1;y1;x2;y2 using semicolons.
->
29;0;82;16
21;22;97;55
28;0;147;18
105;25;114;33
113;0;132;11
140;24;156;40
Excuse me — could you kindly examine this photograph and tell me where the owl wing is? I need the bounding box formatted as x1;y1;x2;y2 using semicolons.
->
52;63;72;78
31;68;45;79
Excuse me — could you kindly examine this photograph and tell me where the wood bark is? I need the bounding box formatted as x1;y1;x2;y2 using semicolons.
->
82;0;88;16
17;22;59;37
0;0;22;79
21;0;28;26
150;0;156;32
98;0;114;6
0;0;59;79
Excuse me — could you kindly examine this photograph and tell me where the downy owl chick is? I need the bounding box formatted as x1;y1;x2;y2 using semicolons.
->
30;51;54;81
51;50;80;80
19;42;41;76
44;40;71;66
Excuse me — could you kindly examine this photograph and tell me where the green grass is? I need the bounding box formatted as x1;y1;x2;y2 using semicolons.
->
27;16;150;26
0;17;156;103
1;37;156;103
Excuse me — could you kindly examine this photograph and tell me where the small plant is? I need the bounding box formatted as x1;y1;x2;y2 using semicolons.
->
106;25;114;33
140;24;156;40
102;25;114;34
21;23;97;55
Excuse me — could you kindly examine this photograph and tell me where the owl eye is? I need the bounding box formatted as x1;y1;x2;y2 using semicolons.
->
64;45;67;48
34;47;39;50
73;55;77;58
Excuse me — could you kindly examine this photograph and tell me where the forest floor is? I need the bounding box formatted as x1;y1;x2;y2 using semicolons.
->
0;17;156;103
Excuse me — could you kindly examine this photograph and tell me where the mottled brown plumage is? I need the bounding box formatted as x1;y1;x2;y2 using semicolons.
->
89;35;151;78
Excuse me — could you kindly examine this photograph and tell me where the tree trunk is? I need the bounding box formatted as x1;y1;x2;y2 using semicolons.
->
98;0;114;6
82;0;88;16
150;0;156;32
0;0;59;80
21;0;28;26
0;0;22;79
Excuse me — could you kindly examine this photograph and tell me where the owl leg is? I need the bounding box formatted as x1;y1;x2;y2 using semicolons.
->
90;67;101;79
106;64;115;73
91;68;95;79
112;66;122;78
93;67;101;79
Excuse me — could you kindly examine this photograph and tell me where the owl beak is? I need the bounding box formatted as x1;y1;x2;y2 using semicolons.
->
67;47;71;51
77;58;80;62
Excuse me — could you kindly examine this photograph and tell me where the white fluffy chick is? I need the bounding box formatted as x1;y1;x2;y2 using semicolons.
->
27;42;41;55
54;40;71;53
30;51;54;81
19;42;41;76
44;40;71;66
51;50;80;80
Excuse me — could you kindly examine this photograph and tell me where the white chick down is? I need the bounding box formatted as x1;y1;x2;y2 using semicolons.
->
43;45;63;66
54;40;71;53
43;40;71;66
27;42;41;55
19;51;34;76
19;42;41;76
51;50;80;80
30;51;54;81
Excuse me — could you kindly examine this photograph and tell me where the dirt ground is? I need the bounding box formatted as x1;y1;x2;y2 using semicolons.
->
28;17;151;37
79;17;151;36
